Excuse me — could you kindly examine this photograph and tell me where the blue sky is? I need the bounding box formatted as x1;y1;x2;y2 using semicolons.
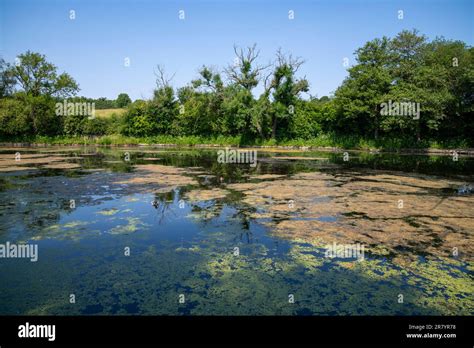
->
1;0;472;100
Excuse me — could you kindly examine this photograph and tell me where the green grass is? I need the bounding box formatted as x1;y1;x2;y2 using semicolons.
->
93;108;126;118
0;135;242;147
269;134;471;150
0;134;471;150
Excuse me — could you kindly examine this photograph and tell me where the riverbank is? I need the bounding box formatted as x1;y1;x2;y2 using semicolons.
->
0;134;473;155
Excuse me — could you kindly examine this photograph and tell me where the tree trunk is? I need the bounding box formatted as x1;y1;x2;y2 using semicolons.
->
416;120;421;141
373;107;379;140
272;116;277;139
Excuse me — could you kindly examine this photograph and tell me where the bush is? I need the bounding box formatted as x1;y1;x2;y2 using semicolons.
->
63;115;87;136
0;97;31;136
289;101;322;139
27;95;60;136
83;117;107;136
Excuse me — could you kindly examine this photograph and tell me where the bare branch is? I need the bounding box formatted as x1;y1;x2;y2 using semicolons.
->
275;48;305;73
154;64;175;89
225;44;270;91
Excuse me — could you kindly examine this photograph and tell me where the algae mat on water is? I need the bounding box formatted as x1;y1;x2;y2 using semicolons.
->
0;147;472;315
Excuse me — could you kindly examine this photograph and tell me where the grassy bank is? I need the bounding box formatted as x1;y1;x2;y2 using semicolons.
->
0;134;471;151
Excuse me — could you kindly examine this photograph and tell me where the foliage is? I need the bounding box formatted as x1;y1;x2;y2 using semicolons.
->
116;93;132;108
0;32;472;146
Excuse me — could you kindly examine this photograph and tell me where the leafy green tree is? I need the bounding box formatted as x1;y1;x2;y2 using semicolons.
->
7;51;78;97
383;30;462;140
93;97;116;109
249;94;273;140
2;51;79;136
122;66;179;137
268;49;309;139
83;117;107;136
0;97;31;136
288;99;322;139
421;38;473;139
116;93;132;108
0;58;15;97
174;86;198;135
224;45;268;137
2;38;471;146
333;30;473;143
386;30;433;140
191;66;226;134
334;37;392;138
122;100;154;136
149;86;178;135
63;114;86;136
28;94;62;135
222;86;256;137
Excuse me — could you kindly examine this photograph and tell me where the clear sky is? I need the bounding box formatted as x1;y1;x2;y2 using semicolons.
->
1;0;472;100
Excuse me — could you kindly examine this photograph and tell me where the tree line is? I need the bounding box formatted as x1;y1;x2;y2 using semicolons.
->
0;30;472;145
68;95;132;109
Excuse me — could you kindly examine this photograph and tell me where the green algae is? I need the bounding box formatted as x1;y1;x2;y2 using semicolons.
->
109;217;149;235
0;146;472;316
3;232;471;315
96;208;120;216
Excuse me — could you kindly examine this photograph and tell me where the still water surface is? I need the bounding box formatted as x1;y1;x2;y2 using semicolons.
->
0;146;472;315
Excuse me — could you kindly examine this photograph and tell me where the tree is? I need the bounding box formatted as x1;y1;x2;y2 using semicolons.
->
0;58;15;97
0;97;31;136
288;99;322;139
334;37;392;138
150;85;178;135
122;100;154;136
2;51;79;136
249;94;273;139
225;44;269;91
122;65;179;137
386;30;431;140
192;66;223;93
93;97;116;109
415;37;473;139
223;44;269;137
267;49;309;139
116;93;132;108
154;64;175;89
2;38;470;145
222;86;256;137
7;51;78;97
189;66;225;135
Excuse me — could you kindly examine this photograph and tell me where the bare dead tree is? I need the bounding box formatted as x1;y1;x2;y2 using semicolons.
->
154;64;175;89
275;48;305;73
225;44;270;91
266;48;308;94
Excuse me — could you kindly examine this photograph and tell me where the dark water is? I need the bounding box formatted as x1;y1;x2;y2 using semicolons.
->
0;147;472;315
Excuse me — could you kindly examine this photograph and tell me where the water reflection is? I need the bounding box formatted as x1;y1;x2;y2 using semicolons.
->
0;146;472;315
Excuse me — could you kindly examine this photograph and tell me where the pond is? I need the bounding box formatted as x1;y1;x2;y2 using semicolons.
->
0;146;472;315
